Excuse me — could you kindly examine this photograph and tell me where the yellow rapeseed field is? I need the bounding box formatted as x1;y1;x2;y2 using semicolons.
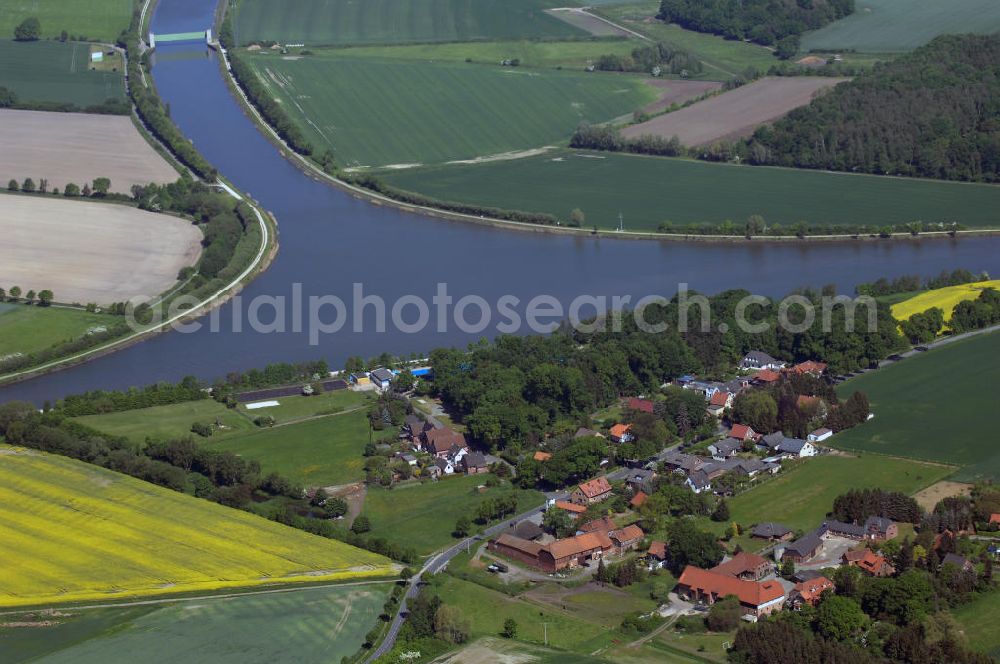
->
0;446;397;608
892;280;1000;323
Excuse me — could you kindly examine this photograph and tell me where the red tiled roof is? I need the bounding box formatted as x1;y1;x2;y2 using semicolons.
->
793;576;834;604
577;476;612;499
792;360;828;375
711;552;770;578
648;541;667;560
754;369;781;383
494;533;543;557
609;423;632;439
533;451;552;462
627;397;655;413
991;514;1000;525
630;491;648;508
678;566;785;608
423;427;467;453
844;549;892;574
546;532;612;559
611;524;644;545
554;500;586;514
709;391;731;407
580;516;616;534
730;424;756;440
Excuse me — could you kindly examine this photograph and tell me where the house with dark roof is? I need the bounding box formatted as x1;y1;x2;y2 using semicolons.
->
808;427;833;442
625;468;656;494
512;520;544;541
941;553;975;573
686;469;712;494
463;451;489;474
741;351;785;371
574;427;604;439
752;522;793;541
780;530;824;562
822;516;897;542
677;566;786;617
708;438;742;460
369;367;395;391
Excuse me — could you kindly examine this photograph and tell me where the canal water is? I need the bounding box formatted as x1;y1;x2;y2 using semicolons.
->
2;0;998;404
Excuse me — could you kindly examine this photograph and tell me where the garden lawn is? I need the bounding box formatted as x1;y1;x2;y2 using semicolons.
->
890;280;1000;323
361;477;546;555
0;445;395;608
800;0;1000;53
232;0;586;46
382;150;1000;230
434;575;614;652
237;389;371;424
728;455;953;532
952;589;1000;660
0;40;125;107
0;584;388;664
206;409;377;487
0;0;134;43
0;305;117;358
244;53;654;167
74;399;255;444
592;2;778;78
832;331;1000;482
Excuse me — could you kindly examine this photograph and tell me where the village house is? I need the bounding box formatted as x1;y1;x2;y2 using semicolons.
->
511;520;545;541
349;371;371;386
707;390;734;417
822;516;898;541
711;551;773;581
574;427;604;439
570;476;614;505
609;423;634;443
843;549;895;577
763;433;816;458
751;522;793;541
808;428;833;443
941;553;975;573
708;438;742;460
677;566;786;618
403;414;434;445
533;451;552;462
790;576;835;608
752;369;782;385
422;427;468;459
729;424;761;443
626;397;655;413
625;468;656;494
741;351;785;371
609;524;644;553
463;451;489;475
490;531;615;573
552;500;587;517
647;541;668;566
791;360;828;376
630;491;648;509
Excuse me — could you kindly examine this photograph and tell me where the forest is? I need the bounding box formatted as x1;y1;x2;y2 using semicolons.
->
745;35;1000;182
657;0;854;54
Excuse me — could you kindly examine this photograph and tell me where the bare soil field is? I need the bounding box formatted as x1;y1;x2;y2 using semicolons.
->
0;109;179;195
622;76;848;146
913;480;973;511
546;8;636;37
639;78;723;115
0;195;202;305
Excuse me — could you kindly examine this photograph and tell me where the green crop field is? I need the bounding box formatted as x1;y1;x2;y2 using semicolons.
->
244;53;654;167
205;409;378;487
0;0;134;43
832;331;1000;482
232;0;585;46
593;2;779;78
0;41;124;106
801;0;1000;53
0;305;117;359
383;149;1000;230
361;477;546;555
321;39;640;70
728;455;953;532
952;589;1000;660
74;399;257;444
0;445;395;608
0;584;389;664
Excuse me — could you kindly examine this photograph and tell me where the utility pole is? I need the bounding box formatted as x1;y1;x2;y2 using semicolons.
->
543;622;548;646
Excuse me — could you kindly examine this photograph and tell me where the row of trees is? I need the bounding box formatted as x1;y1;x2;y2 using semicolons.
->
594;42;703;77
855;269;986;298
744;35;1000;182
0;286;53;306
7;176;111;197
832;488;923;525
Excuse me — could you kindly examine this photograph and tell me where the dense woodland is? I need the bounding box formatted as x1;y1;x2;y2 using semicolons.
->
658;0;854;55
745;35;1000;182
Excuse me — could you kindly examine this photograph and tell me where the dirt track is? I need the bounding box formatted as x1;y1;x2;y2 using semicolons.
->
0;109;179;194
622;76;848;146
0;195;202;305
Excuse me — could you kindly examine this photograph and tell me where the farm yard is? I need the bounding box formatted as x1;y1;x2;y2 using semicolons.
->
621;77;849;146
243;53;655;167
890;280;1000;323
800;0;1000;53
0;41;124;107
0;446;395;608
0;109;179;194
0;0;135;43
832;331;1000;481
0;584;389;664
382;149;1000;230
0;194;202;305
232;0;586;46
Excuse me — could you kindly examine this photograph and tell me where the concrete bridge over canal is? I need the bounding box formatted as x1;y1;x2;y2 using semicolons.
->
149;29;213;49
